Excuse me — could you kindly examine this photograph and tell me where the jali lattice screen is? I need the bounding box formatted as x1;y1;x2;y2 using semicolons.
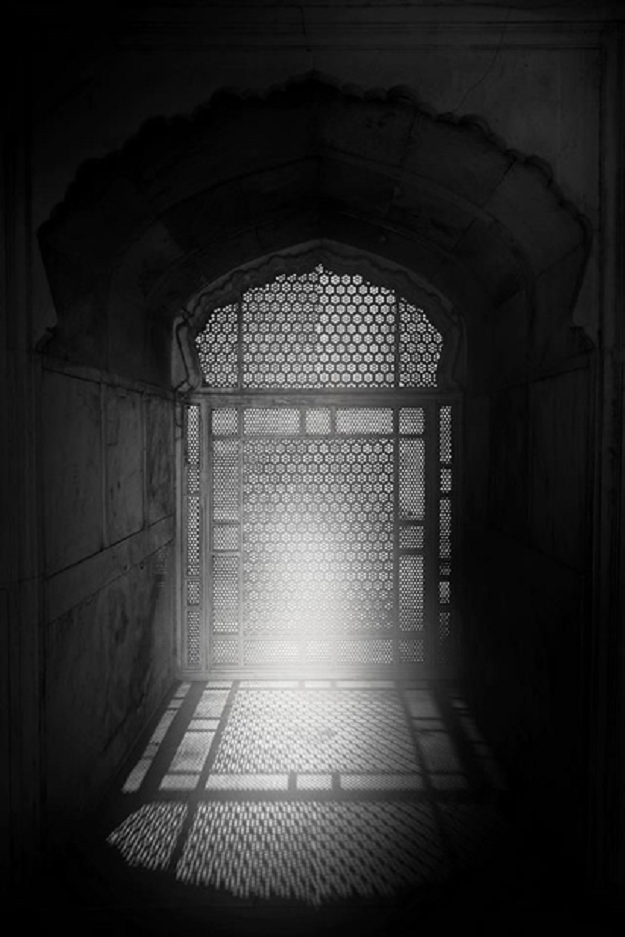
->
195;265;443;390
183;402;454;672
182;263;455;673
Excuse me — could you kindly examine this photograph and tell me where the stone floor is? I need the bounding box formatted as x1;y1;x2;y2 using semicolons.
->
38;679;610;935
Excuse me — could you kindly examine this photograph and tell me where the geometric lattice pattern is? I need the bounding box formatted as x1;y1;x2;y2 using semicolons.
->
185;405;202;668
198;400;457;672
438;405;453;663
244;408;300;435
211;555;238;632
336;408;393;433
399;300;443;388
400;439;425;520
212;440;239;522
186;405;200;462
400;638;425;662
181;396;458;674
399;555;425;630
176;800;446;903
186;610;201;667
211;690;416;773
184;263;454;675
212;638;238;664
195;265;443;390
242;438;395;637
211;407;237;435
400;526;424;550
336;639;394;664
107;803;188;871
186;497;200;576
439;405;453;463
399;407;425;434
195;304;238;388
109;681;509;910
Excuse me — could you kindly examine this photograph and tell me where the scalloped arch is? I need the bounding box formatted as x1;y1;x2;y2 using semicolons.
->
174;240;463;393
38;72;590;386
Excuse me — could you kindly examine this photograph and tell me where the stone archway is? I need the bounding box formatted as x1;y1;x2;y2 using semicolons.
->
37;72;594;868
177;242;463;679
38;72;589;389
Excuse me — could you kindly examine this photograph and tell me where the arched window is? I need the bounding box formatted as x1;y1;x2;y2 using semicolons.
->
194;264;443;390
180;252;458;679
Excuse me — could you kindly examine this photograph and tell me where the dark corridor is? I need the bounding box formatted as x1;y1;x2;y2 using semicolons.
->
3;4;625;931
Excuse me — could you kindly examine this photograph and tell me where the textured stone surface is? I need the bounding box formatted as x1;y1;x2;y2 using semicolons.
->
530;369;589;570
46;516;173;623
43;371;103;575
38;76;588;376
146;395;174;526
41;360;175;844
460;528;585;854
404;115;513;207
531;245;591;371
106;388;144;544
462;395;490;528
485;162;584;276
488;385;530;541
46;545;174;835
453;219;527;308
488;290;530;388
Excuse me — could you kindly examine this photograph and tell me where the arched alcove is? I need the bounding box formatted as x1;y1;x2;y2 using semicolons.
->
36;72;595;876
173;240;463;393
174;242;462;679
37;72;590;390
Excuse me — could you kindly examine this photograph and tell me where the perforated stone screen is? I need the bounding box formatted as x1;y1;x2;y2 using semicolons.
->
181;401;455;673
195;265;443;389
183;264;455;675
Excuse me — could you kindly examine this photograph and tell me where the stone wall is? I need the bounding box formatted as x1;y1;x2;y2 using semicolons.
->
461;256;593;862
41;361;175;840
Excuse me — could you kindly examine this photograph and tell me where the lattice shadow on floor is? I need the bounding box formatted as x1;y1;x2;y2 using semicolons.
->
97;680;509;912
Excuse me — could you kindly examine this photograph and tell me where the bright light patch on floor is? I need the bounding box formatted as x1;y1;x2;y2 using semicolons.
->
296;772;333;791
107;803;187;870
122;683;190;792
211;689;416;773
107;681;508;907
175;801;445;904
205;773;290;791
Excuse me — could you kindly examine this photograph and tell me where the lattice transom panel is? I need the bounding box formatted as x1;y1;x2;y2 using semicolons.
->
195;265;443;389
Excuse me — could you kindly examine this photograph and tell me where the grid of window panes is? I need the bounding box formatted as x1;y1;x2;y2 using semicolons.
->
204;403;448;671
195;265;443;390
183;263;457;675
